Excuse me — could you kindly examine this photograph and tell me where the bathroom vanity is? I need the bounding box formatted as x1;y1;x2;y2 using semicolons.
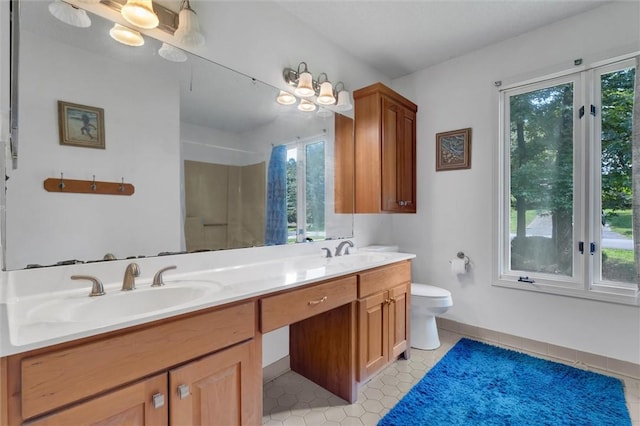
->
0;252;413;425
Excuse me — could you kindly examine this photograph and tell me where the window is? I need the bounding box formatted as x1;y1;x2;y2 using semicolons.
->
497;57;638;303
287;139;326;243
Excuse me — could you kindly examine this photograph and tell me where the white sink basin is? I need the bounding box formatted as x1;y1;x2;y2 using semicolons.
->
24;282;220;324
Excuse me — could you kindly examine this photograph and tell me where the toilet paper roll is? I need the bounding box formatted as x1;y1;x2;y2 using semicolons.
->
450;258;467;275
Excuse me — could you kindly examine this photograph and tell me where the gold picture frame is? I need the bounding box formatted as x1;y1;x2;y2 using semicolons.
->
436;127;471;171
58;101;105;149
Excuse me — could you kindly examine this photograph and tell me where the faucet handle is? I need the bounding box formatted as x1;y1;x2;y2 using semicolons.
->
71;275;106;297
321;248;333;258
152;265;177;287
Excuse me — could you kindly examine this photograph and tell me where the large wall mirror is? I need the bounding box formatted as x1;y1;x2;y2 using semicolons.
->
5;1;354;270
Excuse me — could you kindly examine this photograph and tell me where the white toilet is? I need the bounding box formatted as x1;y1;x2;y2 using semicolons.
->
359;245;453;351
410;283;453;350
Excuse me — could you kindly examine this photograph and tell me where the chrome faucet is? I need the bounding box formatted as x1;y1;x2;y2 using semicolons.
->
152;265;177;287
335;240;354;257
122;263;140;291
71;275;106;297
321;247;333;258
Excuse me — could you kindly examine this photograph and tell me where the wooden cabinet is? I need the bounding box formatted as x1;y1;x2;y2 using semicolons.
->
353;82;417;213
5;302;261;426
357;261;411;382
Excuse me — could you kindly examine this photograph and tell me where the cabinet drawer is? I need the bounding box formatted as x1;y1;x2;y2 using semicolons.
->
358;261;411;298
20;301;255;420
261;276;357;333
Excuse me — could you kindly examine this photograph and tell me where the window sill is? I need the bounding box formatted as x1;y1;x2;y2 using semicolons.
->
493;278;640;306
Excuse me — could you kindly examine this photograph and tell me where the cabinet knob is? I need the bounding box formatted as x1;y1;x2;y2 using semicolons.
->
152;393;165;409
177;384;191;400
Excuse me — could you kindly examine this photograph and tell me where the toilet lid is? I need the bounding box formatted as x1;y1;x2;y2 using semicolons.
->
411;283;451;298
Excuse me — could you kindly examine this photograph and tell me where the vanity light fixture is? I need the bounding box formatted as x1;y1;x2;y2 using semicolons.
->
298;99;317;112
282;62;348;108
48;0;92;28
158;43;188;62
334;82;353;111
121;0;159;29
174;0;205;48
276;90;296;106
109;23;145;46
316;73;336;105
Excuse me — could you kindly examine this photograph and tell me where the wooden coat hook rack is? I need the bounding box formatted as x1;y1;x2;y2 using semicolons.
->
44;174;135;196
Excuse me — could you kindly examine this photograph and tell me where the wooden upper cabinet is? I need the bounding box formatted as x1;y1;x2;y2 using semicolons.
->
354;82;417;213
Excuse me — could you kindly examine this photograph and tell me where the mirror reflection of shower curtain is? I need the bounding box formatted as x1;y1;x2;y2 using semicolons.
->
265;145;288;245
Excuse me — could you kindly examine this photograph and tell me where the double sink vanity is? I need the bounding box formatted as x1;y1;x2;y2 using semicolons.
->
0;243;414;425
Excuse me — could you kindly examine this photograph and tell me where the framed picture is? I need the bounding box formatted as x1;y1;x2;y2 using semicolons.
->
436;127;471;171
57;101;105;149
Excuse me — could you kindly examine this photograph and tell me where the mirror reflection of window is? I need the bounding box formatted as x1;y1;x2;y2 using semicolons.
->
287;139;326;243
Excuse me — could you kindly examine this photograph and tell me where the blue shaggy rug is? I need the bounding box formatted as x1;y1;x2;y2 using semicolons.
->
379;338;631;425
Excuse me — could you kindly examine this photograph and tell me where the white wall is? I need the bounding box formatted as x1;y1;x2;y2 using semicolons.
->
5;32;182;269
391;2;640;363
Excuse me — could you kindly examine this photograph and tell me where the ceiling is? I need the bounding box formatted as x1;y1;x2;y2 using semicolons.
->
275;0;612;79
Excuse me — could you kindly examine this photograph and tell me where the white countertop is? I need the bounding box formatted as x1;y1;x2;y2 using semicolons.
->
0;246;415;356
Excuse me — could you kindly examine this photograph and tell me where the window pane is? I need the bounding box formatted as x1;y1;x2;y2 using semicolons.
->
509;83;574;276
600;66;636;283
305;141;325;241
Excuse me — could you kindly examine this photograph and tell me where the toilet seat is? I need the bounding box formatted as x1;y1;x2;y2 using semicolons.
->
411;283;451;298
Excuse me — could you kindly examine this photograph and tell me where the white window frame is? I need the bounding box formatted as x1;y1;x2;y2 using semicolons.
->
494;56;640;306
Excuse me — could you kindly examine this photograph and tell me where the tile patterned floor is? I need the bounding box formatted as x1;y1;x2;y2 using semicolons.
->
263;330;640;425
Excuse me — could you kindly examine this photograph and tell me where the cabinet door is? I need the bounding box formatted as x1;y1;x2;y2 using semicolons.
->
381;97;416;213
398;108;416;212
357;291;389;381
381;97;401;212
169;339;261;426
388;283;410;359
27;374;168;426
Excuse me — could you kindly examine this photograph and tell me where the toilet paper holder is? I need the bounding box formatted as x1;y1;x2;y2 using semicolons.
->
456;251;470;265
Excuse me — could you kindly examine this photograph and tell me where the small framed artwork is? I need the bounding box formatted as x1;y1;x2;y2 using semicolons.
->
436;127;471;171
57;101;105;149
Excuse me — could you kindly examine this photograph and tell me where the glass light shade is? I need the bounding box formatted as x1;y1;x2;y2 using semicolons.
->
276;91;296;105
294;72;315;98
317;81;336;105
335;90;353;111
158;43;187;62
109;23;145;47
48;1;91;28
298;99;317;112
175;7;205;47
121;0;159;29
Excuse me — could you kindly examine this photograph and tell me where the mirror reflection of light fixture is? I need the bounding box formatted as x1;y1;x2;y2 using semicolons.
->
121;0;159;29
316;73;335;105
298;99;317;112
158;43;187;62
109;23;145;46
334;82;353;111
48;0;92;28
276;91;296;105
175;0;205;48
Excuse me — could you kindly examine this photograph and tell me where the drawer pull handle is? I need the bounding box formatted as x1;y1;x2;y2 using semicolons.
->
308;296;328;305
152;393;165;409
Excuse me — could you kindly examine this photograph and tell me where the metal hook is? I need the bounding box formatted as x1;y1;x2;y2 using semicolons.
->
119;177;125;192
90;175;97;191
58;172;65;189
